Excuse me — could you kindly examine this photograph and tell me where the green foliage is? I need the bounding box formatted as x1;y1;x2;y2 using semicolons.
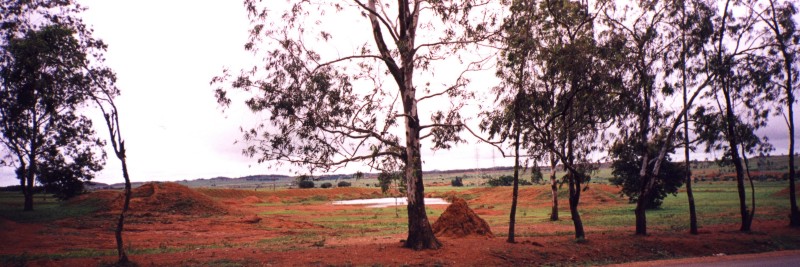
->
0;24;107;204
320;182;332;188
530;167;544;184
486;175;532;187
451;177;464;187
377;171;405;194
610;141;686;209
297;180;315;189
337;181;351;187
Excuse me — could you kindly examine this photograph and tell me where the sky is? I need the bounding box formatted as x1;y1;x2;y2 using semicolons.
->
0;1;796;186
0;0;503;186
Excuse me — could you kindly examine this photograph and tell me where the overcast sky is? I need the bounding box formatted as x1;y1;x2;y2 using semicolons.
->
0;1;795;186
0;0;503;186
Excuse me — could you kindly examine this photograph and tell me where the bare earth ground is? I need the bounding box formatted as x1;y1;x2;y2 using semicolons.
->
1;182;799;266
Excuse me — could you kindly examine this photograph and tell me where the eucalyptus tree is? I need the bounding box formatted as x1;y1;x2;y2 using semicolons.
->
674;0;709;235
481;0;539;243
602;0;683;236
754;0;800;227
602;0;718;235
694;0;777;232
213;0;499;250
486;0;623;241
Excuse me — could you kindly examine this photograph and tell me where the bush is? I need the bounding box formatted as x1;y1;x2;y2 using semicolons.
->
321;182;333;188
337;181;352;187
609;140;685;209
486;175;532;187
298;180;315;189
451;177;464;187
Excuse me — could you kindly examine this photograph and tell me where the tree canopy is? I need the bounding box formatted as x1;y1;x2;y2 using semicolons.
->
0;24;106;205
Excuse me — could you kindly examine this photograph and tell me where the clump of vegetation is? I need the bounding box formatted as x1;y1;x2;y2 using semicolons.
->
320;182;332;189
337;181;351;187
451;177;464;187
610;141;685;209
297;181;315;189
486;175;532;187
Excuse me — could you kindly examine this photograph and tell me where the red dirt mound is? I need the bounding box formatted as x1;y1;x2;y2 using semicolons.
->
122;182;227;216
74;182;227;216
432;197;494;238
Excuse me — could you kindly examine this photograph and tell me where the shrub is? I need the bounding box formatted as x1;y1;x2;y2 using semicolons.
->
298;180;315;189
486;175;532;187
609;140;685;209
451;177;464;187
321;182;333;188
337;181;352;187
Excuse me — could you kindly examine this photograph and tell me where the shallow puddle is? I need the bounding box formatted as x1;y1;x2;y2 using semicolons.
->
331;197;449;208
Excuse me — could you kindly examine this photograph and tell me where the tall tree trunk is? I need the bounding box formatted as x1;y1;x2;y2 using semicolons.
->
722;83;751;232
550;153;559;221
762;0;800;228
789;104;800;227
634;51;653;236
365;0;438;250
681;4;698;233
23;150;36;211
403;131;439;250
781;34;800;227
684;148;698;234
741;143;756;228
568;171;585;240
566;133;585;240
401;56;440;250
114;143;132;263
634;194;648;235
19;161;32;211
508;125;521;243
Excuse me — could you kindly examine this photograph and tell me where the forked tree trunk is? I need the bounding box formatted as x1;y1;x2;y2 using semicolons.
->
568;171;585;239
722;83;751;232
565;134;585;240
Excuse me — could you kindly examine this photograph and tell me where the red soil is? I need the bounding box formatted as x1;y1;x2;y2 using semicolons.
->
3;185;799;266
773;184;800;197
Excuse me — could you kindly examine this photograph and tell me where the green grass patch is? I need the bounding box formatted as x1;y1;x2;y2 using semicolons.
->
580;181;791;228
0;192;100;223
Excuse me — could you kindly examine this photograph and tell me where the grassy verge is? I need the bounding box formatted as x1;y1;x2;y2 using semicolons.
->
0;192;100;223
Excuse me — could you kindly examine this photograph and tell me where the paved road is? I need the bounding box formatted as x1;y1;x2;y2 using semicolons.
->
606;250;800;267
